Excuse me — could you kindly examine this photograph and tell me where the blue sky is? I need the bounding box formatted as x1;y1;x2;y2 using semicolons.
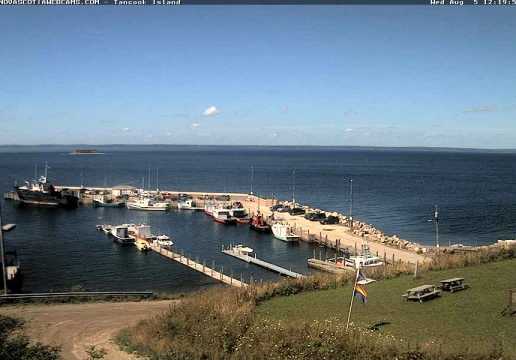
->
0;7;515;148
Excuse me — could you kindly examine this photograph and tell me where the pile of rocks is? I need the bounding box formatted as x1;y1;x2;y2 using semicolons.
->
291;202;429;254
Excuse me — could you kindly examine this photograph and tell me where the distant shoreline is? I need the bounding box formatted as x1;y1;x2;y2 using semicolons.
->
2;144;516;153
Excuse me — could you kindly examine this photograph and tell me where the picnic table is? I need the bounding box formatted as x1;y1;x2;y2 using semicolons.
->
440;278;469;292
402;285;441;302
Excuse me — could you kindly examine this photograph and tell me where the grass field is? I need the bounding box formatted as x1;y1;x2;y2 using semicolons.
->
256;259;516;357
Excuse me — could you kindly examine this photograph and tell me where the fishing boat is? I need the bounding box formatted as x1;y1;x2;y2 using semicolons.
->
14;163;79;208
345;241;385;268
129;223;156;242
204;202;216;216
93;194;124;207
126;196;169;211
177;199;203;210
110;225;135;245
249;211;271;233
156;234;173;247
230;207;250;224
212;207;237;224
271;219;299;242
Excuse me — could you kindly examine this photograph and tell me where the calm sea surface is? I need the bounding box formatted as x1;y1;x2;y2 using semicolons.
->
2;146;516;293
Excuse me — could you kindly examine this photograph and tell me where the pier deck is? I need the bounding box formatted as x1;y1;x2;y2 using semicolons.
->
150;245;247;287
222;246;305;279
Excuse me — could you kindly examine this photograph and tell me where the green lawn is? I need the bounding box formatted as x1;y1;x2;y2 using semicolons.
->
256;259;516;357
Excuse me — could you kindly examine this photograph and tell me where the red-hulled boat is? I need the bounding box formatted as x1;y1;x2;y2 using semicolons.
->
249;212;271;233
212;208;237;224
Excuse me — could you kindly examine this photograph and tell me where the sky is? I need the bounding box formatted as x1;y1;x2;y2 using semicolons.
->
0;6;515;148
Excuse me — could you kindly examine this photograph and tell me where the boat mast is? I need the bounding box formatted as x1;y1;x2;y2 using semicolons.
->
292;171;296;206
44;162;49;180
250;166;254;195
80;165;84;188
349;179;353;229
156;166;159;192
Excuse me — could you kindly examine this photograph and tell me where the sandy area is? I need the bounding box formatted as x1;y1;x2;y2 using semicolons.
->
0;300;175;360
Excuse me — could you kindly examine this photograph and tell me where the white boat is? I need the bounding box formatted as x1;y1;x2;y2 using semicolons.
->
130;224;156;242
271;220;299;242
212;207;237;224
110;225;135;245
156;234;173;247
93;194;124;208
126;196;169;211
96;224;114;234
345;241;385;268
177;199;203;210
204;202;216;216
345;255;385;268
234;244;253;255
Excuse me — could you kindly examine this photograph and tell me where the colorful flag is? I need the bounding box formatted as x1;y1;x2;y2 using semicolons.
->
354;283;367;304
357;269;366;283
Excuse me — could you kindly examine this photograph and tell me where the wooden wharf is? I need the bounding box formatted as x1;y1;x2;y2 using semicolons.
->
150;244;247;288
222;245;306;279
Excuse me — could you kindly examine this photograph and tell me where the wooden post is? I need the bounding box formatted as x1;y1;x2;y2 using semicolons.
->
221;266;224;281
376;250;379;256
384;251;387;263
230;270;233;285
414;261;419;279
392;253;395;264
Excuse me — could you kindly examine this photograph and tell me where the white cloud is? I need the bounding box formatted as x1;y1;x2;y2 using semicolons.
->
280;107;288;114
122;127;131;132
203;106;219;116
345;128;355;132
165;132;172;136
191;123;200;128
462;106;494;113
269;133;278;138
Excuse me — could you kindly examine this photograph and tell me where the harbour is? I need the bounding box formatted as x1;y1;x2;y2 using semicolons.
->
2;146;516;294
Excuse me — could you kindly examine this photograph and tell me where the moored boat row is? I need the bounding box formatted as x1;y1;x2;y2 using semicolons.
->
97;223;173;250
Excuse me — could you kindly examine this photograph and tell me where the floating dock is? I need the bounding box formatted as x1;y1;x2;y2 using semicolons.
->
150;244;247;287
222;245;305;279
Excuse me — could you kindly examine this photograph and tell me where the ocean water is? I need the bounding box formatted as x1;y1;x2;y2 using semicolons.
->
1;146;516;293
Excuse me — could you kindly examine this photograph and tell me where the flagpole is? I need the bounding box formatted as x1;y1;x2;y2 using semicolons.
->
346;265;361;330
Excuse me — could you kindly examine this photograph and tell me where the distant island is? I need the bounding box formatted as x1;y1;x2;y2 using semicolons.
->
68;149;105;155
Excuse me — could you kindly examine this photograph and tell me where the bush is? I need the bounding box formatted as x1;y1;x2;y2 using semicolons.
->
0;315;61;360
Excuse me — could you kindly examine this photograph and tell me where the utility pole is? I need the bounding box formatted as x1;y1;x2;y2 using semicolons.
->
349;179;353;229
292;171;296;206
428;204;439;249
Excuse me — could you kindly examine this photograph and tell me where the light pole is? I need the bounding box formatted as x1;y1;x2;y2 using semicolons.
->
349;179;354;229
427;205;439;249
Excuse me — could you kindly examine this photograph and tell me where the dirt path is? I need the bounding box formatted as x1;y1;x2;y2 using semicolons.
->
0;300;176;360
